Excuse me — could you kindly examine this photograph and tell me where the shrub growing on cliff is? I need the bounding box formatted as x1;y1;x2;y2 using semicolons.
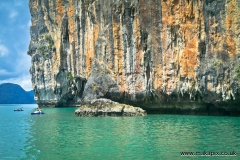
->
100;69;111;74
234;65;240;80
44;34;52;43
52;46;56;51
37;46;44;53
67;72;73;81
44;51;48;56
213;60;223;69
44;34;54;49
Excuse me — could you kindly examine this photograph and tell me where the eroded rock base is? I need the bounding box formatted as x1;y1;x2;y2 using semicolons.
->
140;102;240;116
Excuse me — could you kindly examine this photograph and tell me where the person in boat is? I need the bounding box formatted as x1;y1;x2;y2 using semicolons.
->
38;108;42;113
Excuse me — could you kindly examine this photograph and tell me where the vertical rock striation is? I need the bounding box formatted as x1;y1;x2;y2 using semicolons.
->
28;0;240;115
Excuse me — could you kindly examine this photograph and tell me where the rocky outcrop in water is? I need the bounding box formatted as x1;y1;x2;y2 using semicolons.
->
28;0;240;115
75;98;146;117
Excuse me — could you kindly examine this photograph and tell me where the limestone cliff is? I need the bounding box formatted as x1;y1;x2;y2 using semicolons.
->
28;0;240;115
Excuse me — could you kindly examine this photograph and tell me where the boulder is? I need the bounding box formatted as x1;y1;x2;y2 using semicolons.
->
75;98;146;117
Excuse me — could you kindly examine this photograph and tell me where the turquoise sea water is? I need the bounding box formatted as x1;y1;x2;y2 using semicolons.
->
0;104;239;160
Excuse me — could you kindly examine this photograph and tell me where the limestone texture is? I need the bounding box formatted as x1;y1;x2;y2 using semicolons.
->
75;98;146;116
28;0;240;115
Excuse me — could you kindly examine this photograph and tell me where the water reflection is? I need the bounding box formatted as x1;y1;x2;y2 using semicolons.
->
32;113;240;159
1;105;239;160
0;104;37;159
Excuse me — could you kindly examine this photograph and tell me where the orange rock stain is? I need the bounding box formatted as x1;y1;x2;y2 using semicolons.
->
161;0;203;93
56;0;64;26
112;13;124;92
225;0;237;57
180;37;198;78
67;0;75;42
133;13;143;92
85;5;99;78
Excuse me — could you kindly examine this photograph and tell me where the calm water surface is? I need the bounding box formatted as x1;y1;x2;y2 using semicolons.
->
0;104;239;160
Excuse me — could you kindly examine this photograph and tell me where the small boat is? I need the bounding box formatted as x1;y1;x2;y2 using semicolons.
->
31;110;44;115
14;108;24;111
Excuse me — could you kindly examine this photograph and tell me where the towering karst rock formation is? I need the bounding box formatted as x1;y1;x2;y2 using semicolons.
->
28;0;240;115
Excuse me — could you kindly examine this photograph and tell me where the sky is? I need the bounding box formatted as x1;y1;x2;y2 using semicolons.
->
0;0;32;91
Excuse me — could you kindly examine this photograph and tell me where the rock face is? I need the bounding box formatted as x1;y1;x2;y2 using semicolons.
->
75;98;146;116
28;0;240;115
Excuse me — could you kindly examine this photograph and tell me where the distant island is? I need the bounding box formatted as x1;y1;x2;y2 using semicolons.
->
0;83;35;104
